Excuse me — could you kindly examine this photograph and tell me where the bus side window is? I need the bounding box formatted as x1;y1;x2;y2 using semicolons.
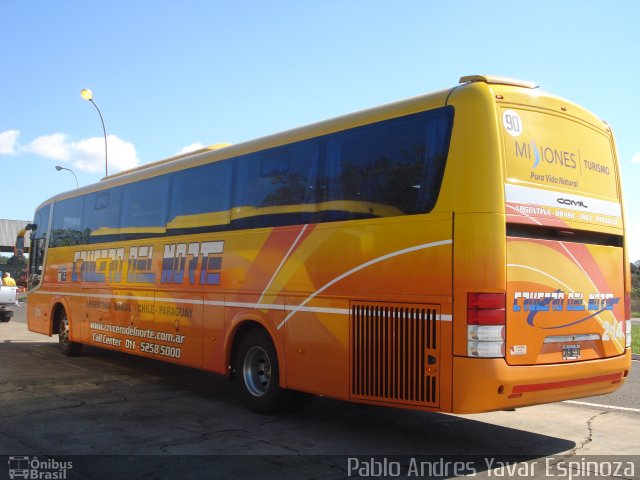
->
120;176;169;233
417;108;454;212
50;196;86;247
261;142;319;209
321;107;453;222
233;142;319;228
168;161;232;233
83;188;123;242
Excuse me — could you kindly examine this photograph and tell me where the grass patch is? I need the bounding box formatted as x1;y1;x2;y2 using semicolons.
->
633;325;640;355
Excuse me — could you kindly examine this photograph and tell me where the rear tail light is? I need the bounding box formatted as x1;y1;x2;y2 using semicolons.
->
624;293;631;321
468;325;505;341
468;341;505;358
625;320;632;349
467;293;506;358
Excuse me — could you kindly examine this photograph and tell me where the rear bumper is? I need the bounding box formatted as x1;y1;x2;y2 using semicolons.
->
451;350;632;413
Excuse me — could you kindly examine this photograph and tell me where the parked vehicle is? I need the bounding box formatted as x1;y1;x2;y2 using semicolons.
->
19;75;632;414
0;284;19;322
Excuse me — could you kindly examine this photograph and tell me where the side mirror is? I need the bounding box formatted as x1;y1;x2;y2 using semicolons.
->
15;230;25;256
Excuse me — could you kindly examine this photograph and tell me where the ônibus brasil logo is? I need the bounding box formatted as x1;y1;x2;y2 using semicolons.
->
8;456;72;479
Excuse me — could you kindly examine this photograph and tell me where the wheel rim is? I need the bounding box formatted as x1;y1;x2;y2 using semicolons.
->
242;346;272;397
59;316;69;346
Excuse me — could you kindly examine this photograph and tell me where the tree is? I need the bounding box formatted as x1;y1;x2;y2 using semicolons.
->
632;262;640;297
7;255;27;266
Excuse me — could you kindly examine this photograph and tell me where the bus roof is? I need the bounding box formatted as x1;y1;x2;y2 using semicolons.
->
38;75;609;209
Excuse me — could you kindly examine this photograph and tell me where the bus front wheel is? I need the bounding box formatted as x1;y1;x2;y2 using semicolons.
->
58;311;83;356
234;328;290;414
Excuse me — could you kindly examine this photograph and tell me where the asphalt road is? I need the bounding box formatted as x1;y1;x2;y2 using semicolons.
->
2;304;639;480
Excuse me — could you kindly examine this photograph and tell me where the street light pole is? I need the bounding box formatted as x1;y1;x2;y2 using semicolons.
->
81;89;108;177
55;165;79;188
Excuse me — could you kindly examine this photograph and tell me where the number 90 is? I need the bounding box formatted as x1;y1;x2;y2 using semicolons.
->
502;110;523;137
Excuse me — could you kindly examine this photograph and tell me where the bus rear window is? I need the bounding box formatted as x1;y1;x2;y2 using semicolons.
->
502;107;618;199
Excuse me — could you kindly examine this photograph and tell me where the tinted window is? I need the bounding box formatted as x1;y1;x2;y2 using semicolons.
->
261;150;290;177
39;108;453;245
322;107;453;221
50;196;86;247
233;141;319;227
261;142;318;207
121;176;169;230
168;161;232;231
32;204;51;240
83;188;123;242
28;204;51;288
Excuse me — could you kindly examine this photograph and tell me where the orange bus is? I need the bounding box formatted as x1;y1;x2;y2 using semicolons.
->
21;75;632;414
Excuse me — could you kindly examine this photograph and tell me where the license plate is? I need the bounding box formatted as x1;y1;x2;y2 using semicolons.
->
562;344;581;360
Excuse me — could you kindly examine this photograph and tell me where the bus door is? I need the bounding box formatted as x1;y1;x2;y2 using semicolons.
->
26;206;50;335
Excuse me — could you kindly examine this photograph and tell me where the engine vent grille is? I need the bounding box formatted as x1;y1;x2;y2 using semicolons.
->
351;302;439;406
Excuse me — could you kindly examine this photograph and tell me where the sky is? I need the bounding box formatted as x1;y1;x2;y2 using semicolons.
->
1;0;639;260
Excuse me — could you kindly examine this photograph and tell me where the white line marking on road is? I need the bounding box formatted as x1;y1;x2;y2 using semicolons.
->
563;400;640;413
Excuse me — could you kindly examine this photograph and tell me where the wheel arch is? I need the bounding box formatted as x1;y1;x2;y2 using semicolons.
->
50;299;70;336
225;316;286;387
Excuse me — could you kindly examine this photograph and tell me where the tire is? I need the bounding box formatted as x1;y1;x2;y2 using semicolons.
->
0;312;12;322
234;328;291;414
58;310;83;356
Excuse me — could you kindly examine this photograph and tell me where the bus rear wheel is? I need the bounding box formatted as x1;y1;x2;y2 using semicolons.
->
58;311;82;356
234;328;291;414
